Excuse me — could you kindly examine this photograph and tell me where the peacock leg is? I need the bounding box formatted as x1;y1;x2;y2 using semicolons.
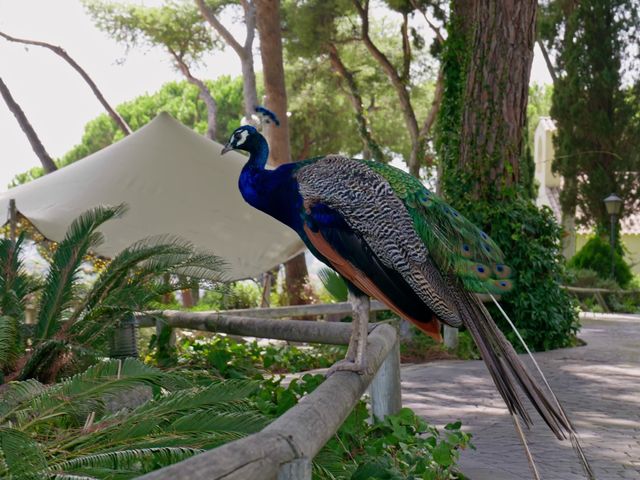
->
326;291;369;376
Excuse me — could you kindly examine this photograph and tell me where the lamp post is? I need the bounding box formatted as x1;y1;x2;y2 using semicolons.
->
603;193;623;279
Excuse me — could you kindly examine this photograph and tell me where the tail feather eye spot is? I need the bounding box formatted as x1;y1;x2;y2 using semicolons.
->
494;279;513;292
461;243;472;258
483;243;492;253
419;192;431;206
471;263;490;279
480;231;489;240
493;264;512;278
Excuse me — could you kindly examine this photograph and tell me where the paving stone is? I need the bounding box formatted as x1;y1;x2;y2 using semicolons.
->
401;315;640;480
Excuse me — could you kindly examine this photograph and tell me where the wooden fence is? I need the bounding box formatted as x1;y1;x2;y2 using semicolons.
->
135;310;402;480
563;285;639;312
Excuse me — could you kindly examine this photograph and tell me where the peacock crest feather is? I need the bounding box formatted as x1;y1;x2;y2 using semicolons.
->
364;160;514;294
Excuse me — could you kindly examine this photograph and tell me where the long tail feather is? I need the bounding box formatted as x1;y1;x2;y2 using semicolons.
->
489;294;596;480
453;287;595;479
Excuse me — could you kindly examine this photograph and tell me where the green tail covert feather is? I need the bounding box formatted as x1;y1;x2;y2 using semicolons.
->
364;160;514;294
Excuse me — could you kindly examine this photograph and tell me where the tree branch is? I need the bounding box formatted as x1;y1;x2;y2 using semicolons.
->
167;48;217;140
327;42;384;162
0;77;57;173
0;31;131;136
401;13;411;83
351;0;419;140
537;39;557;84
409;0;445;45
195;0;258;119
195;0;244;57
419;68;444;138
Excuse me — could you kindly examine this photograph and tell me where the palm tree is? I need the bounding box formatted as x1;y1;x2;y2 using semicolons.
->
0;204;226;383
0;358;267;479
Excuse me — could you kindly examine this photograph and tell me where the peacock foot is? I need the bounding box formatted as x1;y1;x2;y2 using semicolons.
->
325;358;367;377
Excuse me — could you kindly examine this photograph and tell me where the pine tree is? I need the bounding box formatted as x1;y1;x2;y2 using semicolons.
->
541;0;640;235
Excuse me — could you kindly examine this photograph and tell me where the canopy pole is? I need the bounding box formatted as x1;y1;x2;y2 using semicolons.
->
8;198;16;244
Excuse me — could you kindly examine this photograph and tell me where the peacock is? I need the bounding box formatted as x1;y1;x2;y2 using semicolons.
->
221;119;594;479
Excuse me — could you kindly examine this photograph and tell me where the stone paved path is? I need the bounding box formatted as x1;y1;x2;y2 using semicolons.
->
401;314;640;480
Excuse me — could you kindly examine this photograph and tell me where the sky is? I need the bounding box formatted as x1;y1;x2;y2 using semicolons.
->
0;0;553;191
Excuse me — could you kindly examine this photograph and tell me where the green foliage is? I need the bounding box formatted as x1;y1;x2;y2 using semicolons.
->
173;335;345;378
568;236;633;288
459;199;580;352
282;0;438;168
321;407;472;479
196;281;262;311
0;235;39;372
83;0;217;66
541;0;640;233
36;204;128;341
0;359;268;479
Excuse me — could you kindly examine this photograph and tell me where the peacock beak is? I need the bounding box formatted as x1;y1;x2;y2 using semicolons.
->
221;143;233;155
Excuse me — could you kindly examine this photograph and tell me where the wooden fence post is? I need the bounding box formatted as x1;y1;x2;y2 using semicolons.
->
277;458;312;480
369;336;402;421
443;324;459;350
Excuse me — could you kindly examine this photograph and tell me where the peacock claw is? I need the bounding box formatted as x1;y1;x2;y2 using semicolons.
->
325;358;367;377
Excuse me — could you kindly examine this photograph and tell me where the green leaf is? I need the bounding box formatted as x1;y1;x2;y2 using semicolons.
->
432;441;453;467
0;427;48;478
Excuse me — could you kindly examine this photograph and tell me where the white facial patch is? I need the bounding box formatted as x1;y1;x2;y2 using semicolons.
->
236;129;249;146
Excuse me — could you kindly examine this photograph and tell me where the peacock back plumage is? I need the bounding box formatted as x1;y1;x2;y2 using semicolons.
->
363;160;514;295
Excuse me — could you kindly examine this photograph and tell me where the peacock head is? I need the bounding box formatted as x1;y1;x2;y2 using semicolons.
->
221;125;261;155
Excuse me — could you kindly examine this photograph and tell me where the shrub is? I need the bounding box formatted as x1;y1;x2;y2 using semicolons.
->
463;199;580;352
568;235;633;288
173;335;346;377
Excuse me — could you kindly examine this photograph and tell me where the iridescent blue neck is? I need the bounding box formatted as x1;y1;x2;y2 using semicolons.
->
246;134;269;170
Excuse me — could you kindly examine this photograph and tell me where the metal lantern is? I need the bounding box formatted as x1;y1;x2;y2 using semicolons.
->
603;193;623;279
109;314;139;359
604;193;623;216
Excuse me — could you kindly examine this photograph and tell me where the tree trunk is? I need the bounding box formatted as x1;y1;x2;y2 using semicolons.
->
196;0;258;122
0;31;131;136
240;52;259;120
284;252;310;307
255;0;310;305
458;1;537;200
0;77;57;173
255;0;291;166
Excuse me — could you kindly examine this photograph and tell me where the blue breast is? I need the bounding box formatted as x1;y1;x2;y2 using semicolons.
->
238;163;305;233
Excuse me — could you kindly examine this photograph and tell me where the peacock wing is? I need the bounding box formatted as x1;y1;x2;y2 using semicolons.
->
295;155;461;327
364;160;514;295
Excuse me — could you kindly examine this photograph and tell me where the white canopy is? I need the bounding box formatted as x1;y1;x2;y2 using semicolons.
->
0;113;304;280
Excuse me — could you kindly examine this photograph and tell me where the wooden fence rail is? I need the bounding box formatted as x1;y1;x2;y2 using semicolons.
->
135;314;401;480
563;285;640;313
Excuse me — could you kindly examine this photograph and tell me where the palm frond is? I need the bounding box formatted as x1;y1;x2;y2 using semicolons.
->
51;474;99;480
0;427;48;479
35;205;128;341
0;316;20;371
0;379;46;420
67;235;225;347
171;410;269;434
50;447;201;477
318;267;348;302
8;359;177;430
